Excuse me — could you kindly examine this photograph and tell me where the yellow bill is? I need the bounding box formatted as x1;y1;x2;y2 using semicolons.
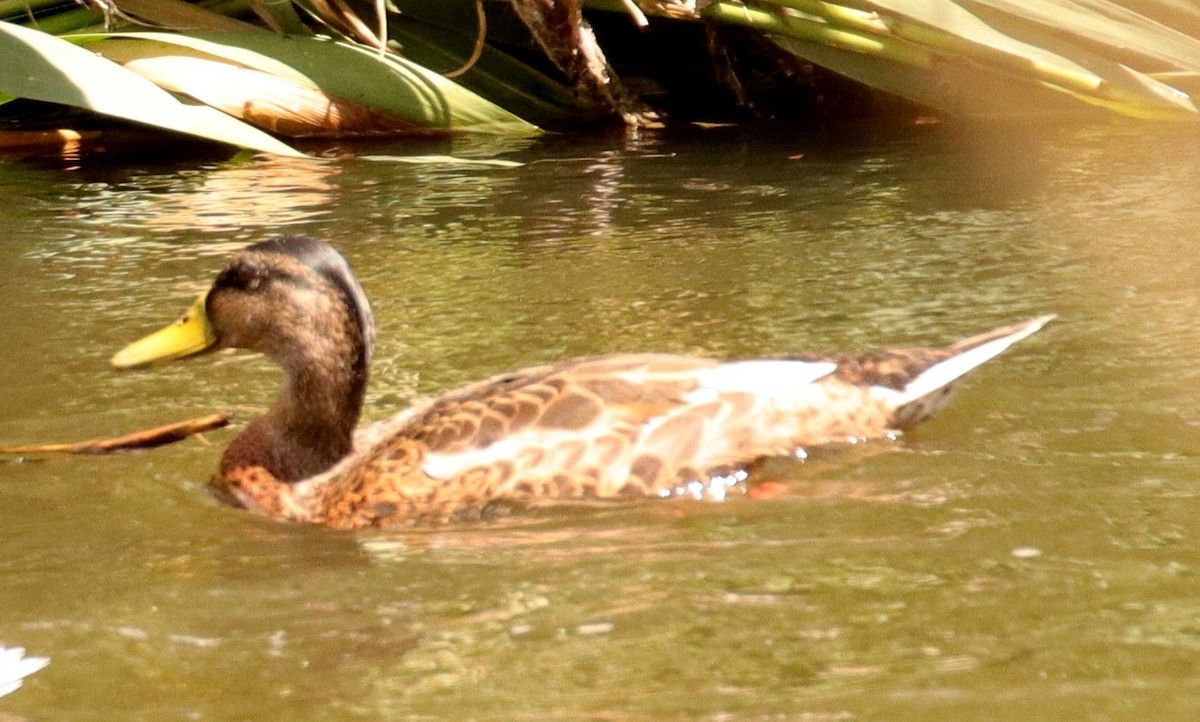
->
111;294;217;369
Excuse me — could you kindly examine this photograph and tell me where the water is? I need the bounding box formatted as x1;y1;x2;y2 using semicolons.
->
2;121;1199;720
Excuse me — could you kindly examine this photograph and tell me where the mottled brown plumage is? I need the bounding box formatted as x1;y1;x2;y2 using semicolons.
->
112;236;1054;528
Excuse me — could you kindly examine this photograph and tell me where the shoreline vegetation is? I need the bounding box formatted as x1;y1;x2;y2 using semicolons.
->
1;1;1199;156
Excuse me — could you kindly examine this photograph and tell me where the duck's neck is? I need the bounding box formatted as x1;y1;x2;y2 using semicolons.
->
221;342;368;484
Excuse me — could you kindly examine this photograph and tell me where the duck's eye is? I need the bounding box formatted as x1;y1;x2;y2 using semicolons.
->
216;261;266;292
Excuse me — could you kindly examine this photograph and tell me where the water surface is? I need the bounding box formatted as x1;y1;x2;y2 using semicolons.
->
2;122;1200;720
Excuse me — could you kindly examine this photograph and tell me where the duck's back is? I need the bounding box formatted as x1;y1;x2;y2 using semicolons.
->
286;315;1052;526
311;352;881;524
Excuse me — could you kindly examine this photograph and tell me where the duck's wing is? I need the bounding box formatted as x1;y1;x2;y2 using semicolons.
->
359;353;837;501
809;313;1057;430
315;316;1052;523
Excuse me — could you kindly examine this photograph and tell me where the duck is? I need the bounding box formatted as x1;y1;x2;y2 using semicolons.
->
111;236;1053;528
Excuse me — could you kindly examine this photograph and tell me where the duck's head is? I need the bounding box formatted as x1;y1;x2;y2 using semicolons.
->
113;237;377;482
112;236;374;375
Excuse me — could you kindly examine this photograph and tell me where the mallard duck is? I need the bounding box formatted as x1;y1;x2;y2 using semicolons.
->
112;236;1053;528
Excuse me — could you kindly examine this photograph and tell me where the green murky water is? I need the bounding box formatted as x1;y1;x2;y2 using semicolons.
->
2;123;1200;720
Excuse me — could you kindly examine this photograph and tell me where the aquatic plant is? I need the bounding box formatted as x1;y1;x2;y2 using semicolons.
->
1;0;1198;154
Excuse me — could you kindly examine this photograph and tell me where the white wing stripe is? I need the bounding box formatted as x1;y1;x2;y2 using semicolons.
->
687;360;836;403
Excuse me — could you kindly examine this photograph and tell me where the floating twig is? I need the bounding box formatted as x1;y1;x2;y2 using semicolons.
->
0;413;231;455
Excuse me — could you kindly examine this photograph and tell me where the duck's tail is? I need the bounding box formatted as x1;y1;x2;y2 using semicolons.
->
886;314;1055;429
894;314;1056;407
0;646;49;698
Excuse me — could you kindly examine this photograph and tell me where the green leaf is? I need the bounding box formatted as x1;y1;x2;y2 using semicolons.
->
385;16;587;125
246;0;312;35
73;31;540;134
704;0;1198;120
859;0;1198;118
964;0;1200;73
0;21;305;155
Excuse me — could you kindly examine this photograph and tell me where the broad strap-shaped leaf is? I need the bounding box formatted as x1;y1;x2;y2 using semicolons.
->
703;0;1197;119
74;31;540;134
860;0;1197;117
0;21;305;156
88;40;427;137
964;0;1200;73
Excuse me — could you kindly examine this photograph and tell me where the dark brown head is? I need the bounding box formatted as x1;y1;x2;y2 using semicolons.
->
113;236;376;482
114;236;373;375
206;236;374;378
